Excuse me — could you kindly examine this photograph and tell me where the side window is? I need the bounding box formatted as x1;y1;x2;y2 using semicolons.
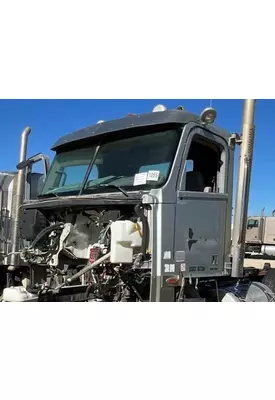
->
183;135;225;193
185;160;194;173
247;219;259;229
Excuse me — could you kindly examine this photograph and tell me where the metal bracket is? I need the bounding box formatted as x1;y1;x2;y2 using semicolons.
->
229;133;242;148
224;261;232;275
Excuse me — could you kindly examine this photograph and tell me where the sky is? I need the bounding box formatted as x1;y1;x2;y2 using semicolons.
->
0;99;273;216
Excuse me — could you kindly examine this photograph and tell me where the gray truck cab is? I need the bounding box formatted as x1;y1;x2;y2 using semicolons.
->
10;105;238;302
6;102;273;302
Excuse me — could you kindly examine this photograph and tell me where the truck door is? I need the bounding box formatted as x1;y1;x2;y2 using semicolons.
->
174;127;230;277
246;217;263;244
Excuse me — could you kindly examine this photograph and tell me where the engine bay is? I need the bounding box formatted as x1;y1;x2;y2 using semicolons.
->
3;200;273;303
17;202;152;302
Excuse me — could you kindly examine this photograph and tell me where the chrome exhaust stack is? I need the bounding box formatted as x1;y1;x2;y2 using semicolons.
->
9;126;31;270
231;100;256;278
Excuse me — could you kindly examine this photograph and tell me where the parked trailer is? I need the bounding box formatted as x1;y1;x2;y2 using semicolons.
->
2;100;275;302
0;128;49;291
0;172;17;272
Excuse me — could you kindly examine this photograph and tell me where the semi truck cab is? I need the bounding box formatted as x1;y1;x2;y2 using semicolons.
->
2;102;274;302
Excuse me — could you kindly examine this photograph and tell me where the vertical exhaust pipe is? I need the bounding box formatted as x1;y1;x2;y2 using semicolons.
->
231;100;256;278
9;126;31;270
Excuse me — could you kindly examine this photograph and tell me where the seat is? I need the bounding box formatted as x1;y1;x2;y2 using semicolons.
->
185;171;205;192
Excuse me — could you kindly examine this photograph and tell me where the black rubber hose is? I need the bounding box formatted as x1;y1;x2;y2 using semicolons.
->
134;204;149;259
30;222;64;248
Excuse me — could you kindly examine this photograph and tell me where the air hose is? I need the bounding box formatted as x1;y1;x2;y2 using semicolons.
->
30;222;64;248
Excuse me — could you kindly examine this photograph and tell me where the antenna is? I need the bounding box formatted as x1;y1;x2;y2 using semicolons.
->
209;99;213;107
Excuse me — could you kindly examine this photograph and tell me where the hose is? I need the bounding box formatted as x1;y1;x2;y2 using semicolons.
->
30;222;64;248
134;204;149;258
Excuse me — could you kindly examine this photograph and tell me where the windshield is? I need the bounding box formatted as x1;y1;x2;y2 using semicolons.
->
40;129;182;196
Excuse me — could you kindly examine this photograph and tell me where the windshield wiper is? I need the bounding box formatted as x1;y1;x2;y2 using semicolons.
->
79;145;101;195
99;184;129;197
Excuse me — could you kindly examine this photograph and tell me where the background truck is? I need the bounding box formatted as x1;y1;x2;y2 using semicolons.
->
1;100;275;302
245;213;275;258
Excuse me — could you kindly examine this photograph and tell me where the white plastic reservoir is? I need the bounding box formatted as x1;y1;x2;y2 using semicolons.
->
110;220;143;263
2;286;37;302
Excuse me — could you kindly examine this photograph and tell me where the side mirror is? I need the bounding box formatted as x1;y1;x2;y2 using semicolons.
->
37;174;45;193
29;173;46;199
17;153;50;200
17;153;50;176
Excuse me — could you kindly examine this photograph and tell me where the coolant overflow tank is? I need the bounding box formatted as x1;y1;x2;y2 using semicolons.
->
110;220;143;264
2;286;37;302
